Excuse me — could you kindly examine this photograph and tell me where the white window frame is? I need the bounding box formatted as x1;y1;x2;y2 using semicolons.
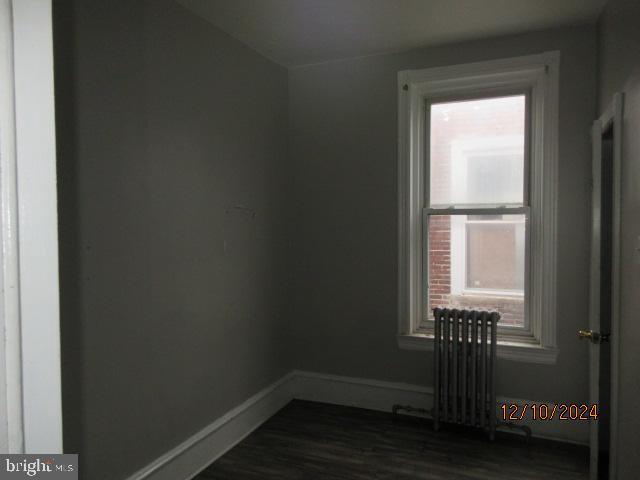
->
397;52;559;364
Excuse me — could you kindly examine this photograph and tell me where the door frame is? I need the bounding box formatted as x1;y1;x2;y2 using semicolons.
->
589;92;623;479
0;0;62;453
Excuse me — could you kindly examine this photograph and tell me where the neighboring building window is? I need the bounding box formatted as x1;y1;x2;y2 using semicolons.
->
397;53;559;363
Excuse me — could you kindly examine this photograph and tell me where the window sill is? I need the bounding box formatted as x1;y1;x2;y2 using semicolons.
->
397;333;558;365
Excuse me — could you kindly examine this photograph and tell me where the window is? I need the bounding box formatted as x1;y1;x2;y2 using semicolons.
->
430;96;526;329
397;53;559;363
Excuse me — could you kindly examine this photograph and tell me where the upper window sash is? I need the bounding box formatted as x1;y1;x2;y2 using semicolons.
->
425;93;531;210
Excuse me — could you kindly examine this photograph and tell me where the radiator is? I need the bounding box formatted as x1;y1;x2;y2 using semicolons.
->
433;308;499;439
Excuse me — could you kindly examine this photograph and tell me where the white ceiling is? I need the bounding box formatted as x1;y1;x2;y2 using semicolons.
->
177;0;607;67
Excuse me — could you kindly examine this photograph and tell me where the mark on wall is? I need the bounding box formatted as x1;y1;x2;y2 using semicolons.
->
223;204;258;256
226;204;256;219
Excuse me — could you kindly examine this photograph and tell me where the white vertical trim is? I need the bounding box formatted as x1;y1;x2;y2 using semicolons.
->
588;118;602;480
608;92;623;480
11;0;62;453
587;92;623;480
397;74;410;334
397;72;424;335
0;0;24;454
532;53;559;349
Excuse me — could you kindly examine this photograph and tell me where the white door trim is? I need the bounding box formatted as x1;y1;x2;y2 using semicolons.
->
0;0;24;454
588;117;601;480
606;93;623;480
0;0;62;453
589;92;623;480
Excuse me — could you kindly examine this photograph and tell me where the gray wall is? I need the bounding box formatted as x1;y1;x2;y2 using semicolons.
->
598;0;640;476
288;25;597;407
53;1;289;478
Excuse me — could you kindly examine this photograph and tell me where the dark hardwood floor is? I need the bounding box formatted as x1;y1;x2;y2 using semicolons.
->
193;400;589;480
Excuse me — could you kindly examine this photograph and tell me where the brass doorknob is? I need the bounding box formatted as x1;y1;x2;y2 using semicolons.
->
578;329;597;340
578;330;610;344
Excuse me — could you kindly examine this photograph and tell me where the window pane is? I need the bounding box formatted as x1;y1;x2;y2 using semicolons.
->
427;214;525;328
429;96;526;207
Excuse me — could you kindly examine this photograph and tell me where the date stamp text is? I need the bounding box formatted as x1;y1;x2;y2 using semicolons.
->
500;403;599;421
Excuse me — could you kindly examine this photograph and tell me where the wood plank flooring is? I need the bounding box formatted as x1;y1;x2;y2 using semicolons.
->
193;400;588;480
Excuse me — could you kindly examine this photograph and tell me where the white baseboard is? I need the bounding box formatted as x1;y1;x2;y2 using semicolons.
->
291;370;589;446
124;371;295;480
125;369;588;480
292;370;432;415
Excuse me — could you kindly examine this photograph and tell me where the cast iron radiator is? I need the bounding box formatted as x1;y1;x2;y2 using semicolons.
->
433;308;499;439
